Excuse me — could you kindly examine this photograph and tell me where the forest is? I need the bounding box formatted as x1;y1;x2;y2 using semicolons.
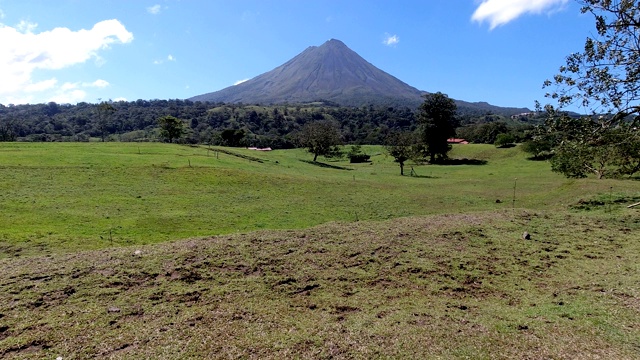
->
0;99;537;148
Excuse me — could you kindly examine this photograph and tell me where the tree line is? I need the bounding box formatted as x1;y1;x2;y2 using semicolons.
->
0;98;527;147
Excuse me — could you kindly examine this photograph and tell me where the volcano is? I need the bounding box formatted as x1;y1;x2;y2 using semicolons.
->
190;39;424;106
189;39;529;115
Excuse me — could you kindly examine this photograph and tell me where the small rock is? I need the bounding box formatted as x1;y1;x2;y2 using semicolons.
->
108;307;121;313
133;250;142;256
523;231;531;240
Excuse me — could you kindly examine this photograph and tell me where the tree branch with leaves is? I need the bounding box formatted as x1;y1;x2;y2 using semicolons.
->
538;0;640;178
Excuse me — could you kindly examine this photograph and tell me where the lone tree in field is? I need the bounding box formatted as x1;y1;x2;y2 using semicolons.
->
96;101;115;142
298;120;342;161
540;0;640;178
157;115;186;143
219;129;246;147
418;92;458;163
385;131;418;175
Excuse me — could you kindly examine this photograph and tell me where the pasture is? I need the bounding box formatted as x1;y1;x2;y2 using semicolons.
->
0;142;638;359
0;142;635;256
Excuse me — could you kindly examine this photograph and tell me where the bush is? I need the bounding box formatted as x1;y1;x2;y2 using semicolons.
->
494;133;516;148
347;145;371;163
349;154;371;163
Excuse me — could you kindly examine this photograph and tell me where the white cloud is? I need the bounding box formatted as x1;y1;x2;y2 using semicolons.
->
49;89;86;104
25;78;57;93
61;82;78;91
472;0;568;29
234;79;249;86
383;34;399;46
16;20;38;33
0;19;132;104
153;54;175;65
0;9;5;20
88;79;109;88
113;97;127;102
147;5;162;15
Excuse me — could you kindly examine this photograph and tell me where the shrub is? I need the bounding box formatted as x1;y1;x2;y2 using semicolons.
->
347;145;371;163
494;133;516;148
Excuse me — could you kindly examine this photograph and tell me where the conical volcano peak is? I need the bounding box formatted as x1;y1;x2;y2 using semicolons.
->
323;38;347;47
189;39;424;106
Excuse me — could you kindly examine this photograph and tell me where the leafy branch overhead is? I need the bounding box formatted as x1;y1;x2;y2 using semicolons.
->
537;0;640;179
545;0;640;119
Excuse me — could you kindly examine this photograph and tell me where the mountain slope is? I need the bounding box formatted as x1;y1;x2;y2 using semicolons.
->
190;39;530;115
190;39;424;107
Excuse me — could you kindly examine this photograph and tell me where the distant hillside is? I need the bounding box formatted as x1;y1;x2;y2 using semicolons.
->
189;39;530;116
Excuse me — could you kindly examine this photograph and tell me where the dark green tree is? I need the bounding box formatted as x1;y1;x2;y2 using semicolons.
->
0;117;18;141
385;131;419;175
96;101;115;142
346;145;371;163
219;129;246;147
297;120;342;161
521;136;555;160
157;115;186;143
494;133;516;148
418;92;458;163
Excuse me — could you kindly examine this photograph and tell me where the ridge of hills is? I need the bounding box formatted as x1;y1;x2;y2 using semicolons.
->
190;39;530;116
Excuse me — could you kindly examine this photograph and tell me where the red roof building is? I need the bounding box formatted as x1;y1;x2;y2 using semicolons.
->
447;138;469;144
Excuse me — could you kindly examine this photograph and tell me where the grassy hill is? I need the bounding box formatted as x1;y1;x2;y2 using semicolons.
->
0;143;639;358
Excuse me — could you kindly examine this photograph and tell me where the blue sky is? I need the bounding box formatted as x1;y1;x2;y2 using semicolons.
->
0;0;594;110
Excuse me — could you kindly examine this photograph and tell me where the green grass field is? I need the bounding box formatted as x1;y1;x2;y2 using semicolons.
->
0;142;638;359
1;142;636;255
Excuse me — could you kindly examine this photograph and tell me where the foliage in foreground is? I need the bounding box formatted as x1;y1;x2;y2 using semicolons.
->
529;114;640;178
539;0;640;179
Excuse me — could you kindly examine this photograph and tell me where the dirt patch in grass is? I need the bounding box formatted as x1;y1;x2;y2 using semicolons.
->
1;210;639;359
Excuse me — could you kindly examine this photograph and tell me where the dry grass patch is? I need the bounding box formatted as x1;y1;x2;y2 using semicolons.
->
0;210;639;359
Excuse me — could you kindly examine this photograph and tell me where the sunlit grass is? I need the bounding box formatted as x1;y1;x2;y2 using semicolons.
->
0;142;637;256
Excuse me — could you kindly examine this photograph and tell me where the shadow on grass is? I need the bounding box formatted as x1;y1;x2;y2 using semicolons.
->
199;146;266;163
408;174;439;179
435;158;488;166
300;159;354;171
526;154;554;161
